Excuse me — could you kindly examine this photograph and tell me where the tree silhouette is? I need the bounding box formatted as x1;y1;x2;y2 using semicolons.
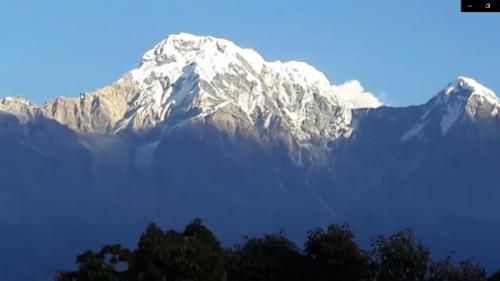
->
131;219;227;281
429;254;487;281
305;224;368;281
370;229;430;281
55;220;498;281
55;245;127;281
489;270;500;281
229;232;305;281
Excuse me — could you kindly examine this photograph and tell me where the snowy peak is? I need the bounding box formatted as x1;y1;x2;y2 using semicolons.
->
132;33;379;106
437;77;498;108
136;33;265;81
444;76;497;100
437;77;499;123
402;77;499;140
125;33;382;145
137;32;333;86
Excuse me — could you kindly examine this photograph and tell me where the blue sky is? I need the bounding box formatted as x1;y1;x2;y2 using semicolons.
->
0;0;499;106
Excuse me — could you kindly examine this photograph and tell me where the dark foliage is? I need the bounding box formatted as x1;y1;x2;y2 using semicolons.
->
305;224;368;281
370;229;430;281
56;219;497;281
228;232;306;281
489;270;500;281
429;255;487;281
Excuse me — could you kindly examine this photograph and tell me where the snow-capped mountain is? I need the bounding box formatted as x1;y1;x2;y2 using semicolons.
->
128;33;381;134
401;76;500;141
3;34;499;146
1;33;500;281
2;33;382;166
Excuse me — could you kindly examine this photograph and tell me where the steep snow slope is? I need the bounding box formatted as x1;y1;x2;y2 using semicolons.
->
126;33;381;145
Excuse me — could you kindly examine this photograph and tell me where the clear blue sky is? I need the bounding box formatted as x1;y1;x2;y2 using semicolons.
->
0;0;499;106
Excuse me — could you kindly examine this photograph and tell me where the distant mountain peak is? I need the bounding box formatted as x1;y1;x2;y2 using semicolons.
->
445;76;497;99
438;77;499;122
137;32;266;80
122;33;382;148
134;33;379;106
402;77;499;140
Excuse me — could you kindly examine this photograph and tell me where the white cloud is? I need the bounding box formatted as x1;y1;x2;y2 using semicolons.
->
332;80;382;109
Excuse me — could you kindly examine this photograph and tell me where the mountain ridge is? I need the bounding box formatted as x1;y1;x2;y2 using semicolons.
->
1;33;500;281
2;33;381;136
1;33;498;155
